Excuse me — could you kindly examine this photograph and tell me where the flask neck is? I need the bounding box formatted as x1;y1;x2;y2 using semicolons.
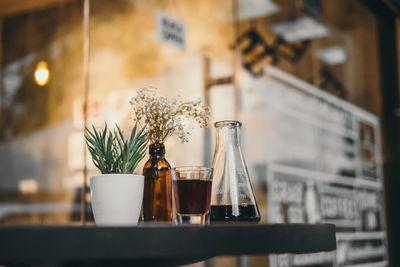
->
215;126;241;146
149;143;166;159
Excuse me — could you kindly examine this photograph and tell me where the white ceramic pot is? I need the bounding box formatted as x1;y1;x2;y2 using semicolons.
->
90;174;144;226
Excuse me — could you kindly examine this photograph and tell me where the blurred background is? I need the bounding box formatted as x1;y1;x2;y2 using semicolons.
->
1;0;400;266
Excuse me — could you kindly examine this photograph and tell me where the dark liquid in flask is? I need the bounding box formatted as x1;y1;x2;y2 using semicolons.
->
173;179;212;215
210;205;260;222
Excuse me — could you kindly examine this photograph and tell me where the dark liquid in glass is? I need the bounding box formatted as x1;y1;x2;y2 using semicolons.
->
210;205;260;222
173;179;212;215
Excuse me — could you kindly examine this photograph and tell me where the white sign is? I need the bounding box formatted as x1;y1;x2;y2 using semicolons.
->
157;11;186;50
73;96;105;130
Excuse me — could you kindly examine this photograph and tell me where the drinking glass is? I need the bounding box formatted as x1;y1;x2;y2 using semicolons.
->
171;167;213;224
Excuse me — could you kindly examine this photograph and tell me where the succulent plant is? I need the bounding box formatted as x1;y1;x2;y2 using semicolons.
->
85;123;148;174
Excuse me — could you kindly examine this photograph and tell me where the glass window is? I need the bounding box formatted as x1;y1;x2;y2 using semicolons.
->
0;1;394;266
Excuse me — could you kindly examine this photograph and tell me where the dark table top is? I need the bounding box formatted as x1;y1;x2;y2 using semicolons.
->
0;223;336;267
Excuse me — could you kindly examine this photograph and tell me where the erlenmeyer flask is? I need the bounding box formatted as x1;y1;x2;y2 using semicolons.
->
210;120;260;222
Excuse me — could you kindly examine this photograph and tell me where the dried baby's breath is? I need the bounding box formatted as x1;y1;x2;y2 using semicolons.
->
129;87;210;144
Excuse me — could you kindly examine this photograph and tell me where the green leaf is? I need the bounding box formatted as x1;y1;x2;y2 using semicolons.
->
84;122;148;174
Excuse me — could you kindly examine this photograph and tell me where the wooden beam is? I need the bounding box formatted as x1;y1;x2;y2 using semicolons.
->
202;56;212;167
397;18;400;112
0;17;3;125
377;15;400;267
206;76;233;88
0;0;73;16
360;0;398;24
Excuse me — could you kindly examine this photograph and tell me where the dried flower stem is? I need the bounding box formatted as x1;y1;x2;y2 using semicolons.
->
129;87;210;144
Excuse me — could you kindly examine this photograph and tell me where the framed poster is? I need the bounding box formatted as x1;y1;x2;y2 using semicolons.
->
241;65;387;267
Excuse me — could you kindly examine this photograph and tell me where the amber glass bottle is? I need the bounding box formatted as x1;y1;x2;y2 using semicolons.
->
142;143;173;222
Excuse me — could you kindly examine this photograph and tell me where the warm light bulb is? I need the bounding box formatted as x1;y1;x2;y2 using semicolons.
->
34;61;49;86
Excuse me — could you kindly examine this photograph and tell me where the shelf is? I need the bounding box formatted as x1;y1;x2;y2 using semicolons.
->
0;223;336;267
271;164;383;190
336;231;386;241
